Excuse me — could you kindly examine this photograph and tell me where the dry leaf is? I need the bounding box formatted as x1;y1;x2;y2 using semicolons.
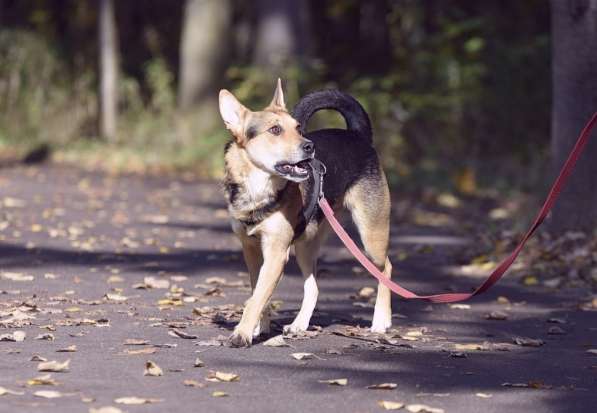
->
38;359;70;372
124;347;157;355
168;329;197;339
0;386;24;396
1;272;34;281
513;337;544;347
114;396;162;405
34;390;63;399
0;331;26;342
547;326;566;335
36;333;55;341
449;304;470;310
475;393;492;398
57;345;77;352
406;404;444;413
485;311;508;320
183;379;205;388
27;374;59;386
30;355;47;362
193;358;205;367
89;407;124;413
144;276;170;289
291;352;314;360
212;391;228;397
124;339;149;346
262;335;289;347
144;361;163;377
318;378;347;386
454;343;488;351
358;287;375;298
378;401;405;410
209;371;239;382
367;383;397;390
104;293;128;302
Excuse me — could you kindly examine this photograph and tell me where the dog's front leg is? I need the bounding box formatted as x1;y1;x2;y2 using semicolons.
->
230;239;289;347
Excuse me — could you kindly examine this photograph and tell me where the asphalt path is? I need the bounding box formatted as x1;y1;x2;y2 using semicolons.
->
0;164;595;413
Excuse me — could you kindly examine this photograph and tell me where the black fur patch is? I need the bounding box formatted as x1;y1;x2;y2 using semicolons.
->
246;125;258;140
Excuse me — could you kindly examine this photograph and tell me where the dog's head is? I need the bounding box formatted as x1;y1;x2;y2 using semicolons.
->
218;79;314;182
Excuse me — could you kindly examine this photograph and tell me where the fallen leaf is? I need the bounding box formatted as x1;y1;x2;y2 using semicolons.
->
291;352;314;360
36;333;55;341
104;293;128;302
193;358;205;367
523;275;539;286
367;383;397;390
547;326;566;335
449;304;470;310
168;329;197;339
124;347;157;355
0;331;26;342
358;287;375;299
89;407;124;413
209;371;239;382
513;337;544;347
318;378;347;386
124;339;149;346
475;393;492;398
454;343;488;351
38;359;70;372
144;360;163;377
485;311;508;321
183;379;205;388
0;386;24;396
34;390;63;399
378;401;405;410
114;396;162;405
406;404;444;413
212;391;228;397
144;276;170;289
27;374;59;386
262;335;290;347
1;272;34;281
57;345;77;353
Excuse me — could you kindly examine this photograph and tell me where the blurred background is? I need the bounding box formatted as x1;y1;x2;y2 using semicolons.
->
0;0;552;187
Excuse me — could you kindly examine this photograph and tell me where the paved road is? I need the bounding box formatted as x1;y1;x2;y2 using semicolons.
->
0;165;595;413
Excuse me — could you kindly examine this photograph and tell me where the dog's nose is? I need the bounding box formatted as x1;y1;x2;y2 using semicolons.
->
301;140;315;154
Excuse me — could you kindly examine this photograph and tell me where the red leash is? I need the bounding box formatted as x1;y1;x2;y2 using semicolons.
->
318;112;597;303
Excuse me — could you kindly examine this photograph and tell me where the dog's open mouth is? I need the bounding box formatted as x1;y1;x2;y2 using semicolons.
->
274;159;311;179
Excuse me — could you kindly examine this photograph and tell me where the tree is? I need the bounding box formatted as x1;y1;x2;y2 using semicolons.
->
550;0;597;234
98;0;118;141
253;0;310;73
178;0;231;110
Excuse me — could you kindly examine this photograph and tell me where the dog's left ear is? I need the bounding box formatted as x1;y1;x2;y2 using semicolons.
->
267;78;286;111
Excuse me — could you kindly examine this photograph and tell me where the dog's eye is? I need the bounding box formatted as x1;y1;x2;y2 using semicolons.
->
268;125;282;135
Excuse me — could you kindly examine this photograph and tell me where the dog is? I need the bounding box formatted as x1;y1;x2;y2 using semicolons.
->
218;79;392;347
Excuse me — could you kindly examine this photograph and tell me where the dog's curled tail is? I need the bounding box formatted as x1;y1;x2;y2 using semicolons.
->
291;89;372;142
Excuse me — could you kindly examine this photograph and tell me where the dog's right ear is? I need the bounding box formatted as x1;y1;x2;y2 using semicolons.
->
219;90;247;141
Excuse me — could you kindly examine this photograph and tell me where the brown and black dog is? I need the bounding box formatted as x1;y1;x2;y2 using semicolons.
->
218;80;392;347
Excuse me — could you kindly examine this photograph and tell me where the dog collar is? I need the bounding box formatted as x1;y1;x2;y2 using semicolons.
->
303;158;327;225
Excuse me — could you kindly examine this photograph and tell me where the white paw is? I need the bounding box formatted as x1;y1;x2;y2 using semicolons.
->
283;320;309;334
370;318;392;334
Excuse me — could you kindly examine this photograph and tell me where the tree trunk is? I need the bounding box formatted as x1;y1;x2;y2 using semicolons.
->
178;0;230;110
550;0;597;234
253;0;309;73
98;0;118;141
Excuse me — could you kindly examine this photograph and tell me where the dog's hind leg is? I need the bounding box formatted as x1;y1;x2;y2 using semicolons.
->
345;174;393;334
284;223;330;334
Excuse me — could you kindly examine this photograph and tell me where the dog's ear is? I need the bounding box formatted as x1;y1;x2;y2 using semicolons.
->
267;78;286;111
219;89;247;140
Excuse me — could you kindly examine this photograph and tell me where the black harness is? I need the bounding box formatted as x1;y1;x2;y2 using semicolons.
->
302;158;327;224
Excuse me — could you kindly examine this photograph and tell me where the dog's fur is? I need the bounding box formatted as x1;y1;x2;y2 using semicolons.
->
219;80;392;347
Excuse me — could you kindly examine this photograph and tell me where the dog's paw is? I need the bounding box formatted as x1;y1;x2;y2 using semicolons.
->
229;331;252;348
283;321;308;335
370;319;392;334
